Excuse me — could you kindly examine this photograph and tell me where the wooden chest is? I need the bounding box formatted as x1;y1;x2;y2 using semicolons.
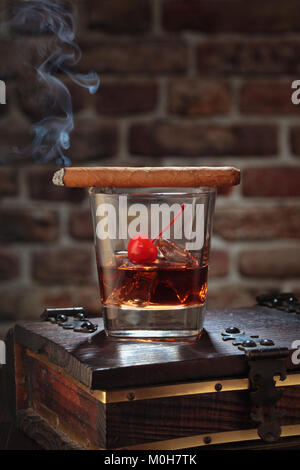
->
6;306;300;450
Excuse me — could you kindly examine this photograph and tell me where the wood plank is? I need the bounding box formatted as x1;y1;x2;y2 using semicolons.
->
13;409;300;451
0;332;42;450
16;409;83;450
14;307;300;389
106;386;300;448
27;353;106;448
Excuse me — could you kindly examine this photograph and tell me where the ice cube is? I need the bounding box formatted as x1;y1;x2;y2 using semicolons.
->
154;237;198;266
106;269;158;307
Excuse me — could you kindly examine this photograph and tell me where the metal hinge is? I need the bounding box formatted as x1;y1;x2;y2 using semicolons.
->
41;307;98;333
257;292;300;314
222;327;289;443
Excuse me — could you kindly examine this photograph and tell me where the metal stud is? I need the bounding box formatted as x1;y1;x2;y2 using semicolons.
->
260;339;274;347
225;327;240;334
57;314;68;323
242;340;257;348
74;312;86;321
203;436;211;445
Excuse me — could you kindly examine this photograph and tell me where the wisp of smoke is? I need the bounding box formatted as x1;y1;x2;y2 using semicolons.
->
10;0;100;165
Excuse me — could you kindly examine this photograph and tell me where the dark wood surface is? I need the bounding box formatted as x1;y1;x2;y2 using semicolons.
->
14;306;300;389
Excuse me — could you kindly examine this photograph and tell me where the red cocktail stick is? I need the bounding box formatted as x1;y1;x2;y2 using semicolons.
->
152;203;186;243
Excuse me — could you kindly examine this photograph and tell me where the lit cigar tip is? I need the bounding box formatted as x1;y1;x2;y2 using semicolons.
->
52;168;65;186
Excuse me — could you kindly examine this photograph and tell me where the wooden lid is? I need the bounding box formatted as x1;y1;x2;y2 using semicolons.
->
14;307;299;390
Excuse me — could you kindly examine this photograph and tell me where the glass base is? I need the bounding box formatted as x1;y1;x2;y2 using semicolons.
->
102;304;206;340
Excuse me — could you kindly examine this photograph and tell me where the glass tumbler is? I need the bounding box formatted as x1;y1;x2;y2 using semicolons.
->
89;187;216;340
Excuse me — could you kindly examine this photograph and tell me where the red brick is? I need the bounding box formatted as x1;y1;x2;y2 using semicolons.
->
168;80;231;116
42;290;74;310
0;286;52;321
0;284;101;321
10;0;73;36
69;210;93;240
243;167;300;198
16;77;89;121
28;166;87;203
0;38;27;79
42;286;101;315
197;39;300;76
241;81;300;115
96;80;158;116
32;247;94;283
67;79;95;114
16;81;61;122
71;286;102;315
41;286;101;316
206;285;254;309
207;283;281;309
129;122;277;157
214;205;300;240
0;168;18;197
0;209;59;242
0;288;19;320
0;249;20;280
290;127;300;155
87;0;151;33
0;115;31;162
0;287;45;321
209;249;229;278
239;248;300;278
8;104;117;164
80;39;187;75
163;0;300;33
18;77;99;118
69;116;119;162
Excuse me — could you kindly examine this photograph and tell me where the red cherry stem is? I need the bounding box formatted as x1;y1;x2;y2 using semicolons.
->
151;203;186;243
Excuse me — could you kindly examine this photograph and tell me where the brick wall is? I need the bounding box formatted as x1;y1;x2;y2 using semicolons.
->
1;0;300;336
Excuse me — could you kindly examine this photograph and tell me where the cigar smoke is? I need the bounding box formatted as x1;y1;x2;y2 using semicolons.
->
10;0;100;165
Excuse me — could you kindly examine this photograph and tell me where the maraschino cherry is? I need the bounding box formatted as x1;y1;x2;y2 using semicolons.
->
127;234;157;264
127;204;185;265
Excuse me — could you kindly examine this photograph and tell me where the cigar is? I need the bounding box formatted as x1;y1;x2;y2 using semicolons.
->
53;166;240;188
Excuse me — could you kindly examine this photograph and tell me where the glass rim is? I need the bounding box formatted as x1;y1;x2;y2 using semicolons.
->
88;186;217;197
